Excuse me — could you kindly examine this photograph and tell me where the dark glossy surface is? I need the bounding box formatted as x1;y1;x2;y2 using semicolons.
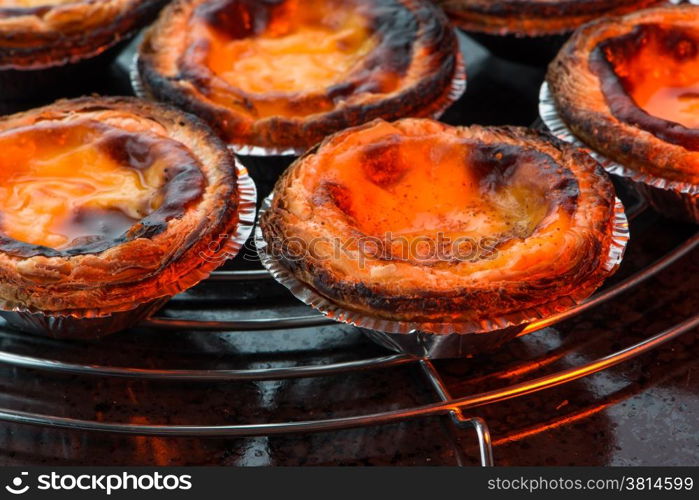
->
0;34;696;466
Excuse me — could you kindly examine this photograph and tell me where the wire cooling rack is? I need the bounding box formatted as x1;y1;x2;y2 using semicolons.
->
0;189;696;466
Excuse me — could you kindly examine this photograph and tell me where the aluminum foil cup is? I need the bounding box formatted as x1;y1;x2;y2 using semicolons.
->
0;160;257;340
130;49;466;157
0;298;170;340
255;193;629;358
539;82;699;223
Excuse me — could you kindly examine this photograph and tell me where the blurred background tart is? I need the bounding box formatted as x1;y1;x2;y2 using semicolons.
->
136;0;461;153
0;0;168;101
260;118;622;329
547;5;699;222
0;96;244;338
435;0;668;66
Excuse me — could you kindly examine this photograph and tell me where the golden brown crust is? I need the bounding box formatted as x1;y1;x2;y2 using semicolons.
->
0;0;167;69
137;0;459;151
260;118;618;324
547;5;699;187
437;0;666;36
0;96;241;316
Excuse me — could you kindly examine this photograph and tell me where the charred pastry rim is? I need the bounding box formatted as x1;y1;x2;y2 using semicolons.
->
0;0;167;70
0;96;240;317
437;0;667;36
547;6;699;188
260;118;618;324
137;0;460;151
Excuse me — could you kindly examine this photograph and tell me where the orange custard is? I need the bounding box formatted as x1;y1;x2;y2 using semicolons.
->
634;80;699;130
318;132;551;248
605;25;699;129
203;3;376;95
0;121;168;250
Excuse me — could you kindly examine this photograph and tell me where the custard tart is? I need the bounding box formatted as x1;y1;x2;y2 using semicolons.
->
436;0;667;65
547;5;699;222
259;119;623;327
0;0;167;100
136;0;461;153
0;96;248;338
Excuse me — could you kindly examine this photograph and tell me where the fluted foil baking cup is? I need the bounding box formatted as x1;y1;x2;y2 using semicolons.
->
0;298;171;339
540;82;699;196
131;49;467;157
255;192;629;357
0;160;257;339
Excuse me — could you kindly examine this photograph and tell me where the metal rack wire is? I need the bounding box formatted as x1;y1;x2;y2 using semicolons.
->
0;195;697;467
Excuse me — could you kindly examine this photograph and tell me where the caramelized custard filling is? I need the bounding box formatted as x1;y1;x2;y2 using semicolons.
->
310;124;577;263
592;24;699;151
0;120;205;253
202;2;376;95
640;83;699;130
602;24;699;129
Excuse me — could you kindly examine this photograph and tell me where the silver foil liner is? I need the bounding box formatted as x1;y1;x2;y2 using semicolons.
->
0;161;257;339
539;82;699;222
255;193;629;358
131;49;467;157
0;298;170;340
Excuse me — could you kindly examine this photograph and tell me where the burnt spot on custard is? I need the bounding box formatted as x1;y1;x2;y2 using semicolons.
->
467;143;580;216
462;142;580;247
312;181;355;220
0;120;206;258
590;23;699;150
360;135;409;188
99;131;157;169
